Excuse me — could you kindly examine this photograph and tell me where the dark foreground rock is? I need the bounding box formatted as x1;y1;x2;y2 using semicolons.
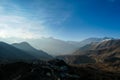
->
0;59;120;80
0;59;80;80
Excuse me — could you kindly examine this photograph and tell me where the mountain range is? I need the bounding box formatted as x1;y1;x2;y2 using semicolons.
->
0;42;52;63
0;37;120;80
58;38;120;64
26;37;78;56
26;37;114;56
12;42;53;60
0;42;35;62
0;37;114;56
0;37;119;64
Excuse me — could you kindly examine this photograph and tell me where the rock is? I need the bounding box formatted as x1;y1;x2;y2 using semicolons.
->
0;60;80;80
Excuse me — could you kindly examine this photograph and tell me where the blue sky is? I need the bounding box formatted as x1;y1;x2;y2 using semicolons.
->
0;0;120;41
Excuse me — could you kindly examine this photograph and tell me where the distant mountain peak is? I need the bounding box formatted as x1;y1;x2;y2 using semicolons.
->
100;37;115;43
102;37;114;40
13;42;32;48
0;41;35;61
48;37;54;39
12;42;39;51
12;42;53;60
20;41;29;44
41;37;55;40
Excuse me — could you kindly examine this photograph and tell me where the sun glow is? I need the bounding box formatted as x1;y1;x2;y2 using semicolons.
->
0;15;48;39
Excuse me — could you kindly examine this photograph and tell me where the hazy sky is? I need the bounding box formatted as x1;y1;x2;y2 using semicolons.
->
0;0;120;41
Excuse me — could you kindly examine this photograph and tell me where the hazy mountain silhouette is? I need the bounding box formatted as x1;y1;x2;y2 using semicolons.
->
0;42;35;62
26;37;114;56
12;42;53;60
27;37;78;56
0;37;114;56
67;37;113;47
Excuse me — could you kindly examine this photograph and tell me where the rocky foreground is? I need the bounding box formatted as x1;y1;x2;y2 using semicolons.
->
0;59;120;80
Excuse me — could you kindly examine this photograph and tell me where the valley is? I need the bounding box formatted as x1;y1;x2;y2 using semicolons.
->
0;37;120;80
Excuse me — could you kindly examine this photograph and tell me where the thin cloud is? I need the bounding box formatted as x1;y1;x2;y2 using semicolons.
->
0;15;47;39
0;1;49;39
0;0;72;40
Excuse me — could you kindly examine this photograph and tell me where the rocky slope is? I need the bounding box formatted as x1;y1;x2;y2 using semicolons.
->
88;39;120;63
0;59;120;80
58;39;120;64
0;59;80;80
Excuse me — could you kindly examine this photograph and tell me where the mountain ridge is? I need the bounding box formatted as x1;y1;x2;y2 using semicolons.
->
12;42;53;60
57;38;120;64
0;42;35;62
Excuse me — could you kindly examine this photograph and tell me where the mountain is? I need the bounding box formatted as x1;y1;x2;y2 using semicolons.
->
67;37;114;48
72;37;114;55
72;42;97;55
73;39;120;63
0;37;114;56
89;39;120;63
57;38;120;64
12;42;53;60
27;37;79;56
27;37;114;56
0;42;35;62
67;38;101;47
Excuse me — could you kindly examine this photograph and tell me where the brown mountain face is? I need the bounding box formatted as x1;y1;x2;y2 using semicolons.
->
90;40;120;63
73;42;98;55
58;39;120;64
73;39;120;63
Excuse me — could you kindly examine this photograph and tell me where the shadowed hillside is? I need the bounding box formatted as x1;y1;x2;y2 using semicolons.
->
0;60;120;80
12;42;53;60
0;42;35;62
